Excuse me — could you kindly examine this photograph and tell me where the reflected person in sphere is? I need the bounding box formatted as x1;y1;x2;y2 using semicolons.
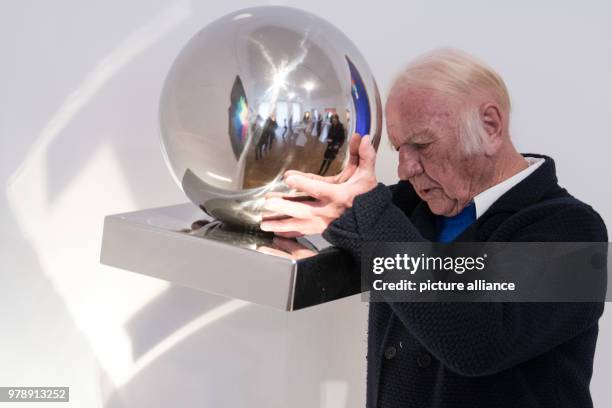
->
318;114;346;175
281;118;288;141
305;110;315;136
255;115;277;160
252;114;265;160
264;115;278;152
294;111;311;147
261;48;607;408
285;115;296;145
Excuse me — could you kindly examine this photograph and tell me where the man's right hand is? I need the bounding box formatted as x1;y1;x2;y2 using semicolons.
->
260;134;378;237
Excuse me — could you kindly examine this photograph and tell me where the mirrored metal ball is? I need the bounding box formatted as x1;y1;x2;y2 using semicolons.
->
159;6;382;226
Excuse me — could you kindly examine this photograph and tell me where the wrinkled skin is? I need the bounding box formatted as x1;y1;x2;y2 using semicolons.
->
386;86;496;216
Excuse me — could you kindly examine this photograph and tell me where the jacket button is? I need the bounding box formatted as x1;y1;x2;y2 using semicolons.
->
384;346;397;360
417;352;432;368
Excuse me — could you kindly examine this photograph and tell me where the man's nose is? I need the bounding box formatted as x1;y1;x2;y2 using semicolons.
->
398;145;423;180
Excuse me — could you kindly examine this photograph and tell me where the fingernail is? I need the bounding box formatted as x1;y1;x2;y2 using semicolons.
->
260;222;269;231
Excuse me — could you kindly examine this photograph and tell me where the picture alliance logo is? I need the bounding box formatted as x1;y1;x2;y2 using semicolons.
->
372;253;488;275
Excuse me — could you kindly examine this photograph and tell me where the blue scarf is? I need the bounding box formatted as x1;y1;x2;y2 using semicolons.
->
437;202;476;242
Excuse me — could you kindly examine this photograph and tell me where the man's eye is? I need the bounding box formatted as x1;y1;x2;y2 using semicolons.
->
414;143;429;150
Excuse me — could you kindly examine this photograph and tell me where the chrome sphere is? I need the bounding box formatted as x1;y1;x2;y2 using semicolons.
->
160;6;381;226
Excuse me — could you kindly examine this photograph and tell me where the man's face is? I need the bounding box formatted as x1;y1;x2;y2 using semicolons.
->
385;86;488;217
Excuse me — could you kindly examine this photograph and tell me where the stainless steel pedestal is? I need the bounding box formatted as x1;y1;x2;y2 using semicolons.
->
100;204;360;310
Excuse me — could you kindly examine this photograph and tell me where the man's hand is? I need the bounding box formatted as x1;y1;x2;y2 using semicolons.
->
256;237;317;260
260;134;378;237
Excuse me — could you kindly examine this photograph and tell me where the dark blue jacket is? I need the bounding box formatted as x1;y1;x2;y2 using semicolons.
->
322;154;607;408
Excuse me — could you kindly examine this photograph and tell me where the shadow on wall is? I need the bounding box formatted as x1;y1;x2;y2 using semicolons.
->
103;286;366;408
0;200;99;404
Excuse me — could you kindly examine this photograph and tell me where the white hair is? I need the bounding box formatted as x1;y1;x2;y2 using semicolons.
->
459;107;491;155
394;48;511;155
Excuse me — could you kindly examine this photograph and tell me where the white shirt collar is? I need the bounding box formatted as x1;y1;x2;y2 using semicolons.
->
473;156;545;219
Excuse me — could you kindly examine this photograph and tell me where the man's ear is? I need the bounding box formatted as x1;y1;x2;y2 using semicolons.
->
480;103;504;156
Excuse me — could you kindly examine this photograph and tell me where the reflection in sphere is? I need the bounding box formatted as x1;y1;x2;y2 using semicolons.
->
159;6;382;226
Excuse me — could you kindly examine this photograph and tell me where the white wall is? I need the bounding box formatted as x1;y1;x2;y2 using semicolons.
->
1;1;610;407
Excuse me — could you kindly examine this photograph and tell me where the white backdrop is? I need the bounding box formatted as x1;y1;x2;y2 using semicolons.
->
1;0;611;407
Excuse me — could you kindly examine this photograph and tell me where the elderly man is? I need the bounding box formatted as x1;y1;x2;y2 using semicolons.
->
261;49;607;408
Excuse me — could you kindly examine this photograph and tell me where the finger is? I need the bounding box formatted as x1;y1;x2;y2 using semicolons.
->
345;133;361;168
331;133;361;183
284;169;313;178
274;231;304;238
256;246;293;259
272;237;317;259
264;191;287;198
358;134;377;172
264;191;315;202
284;169;336;183
349;133;361;159
263;197;317;219
272;237;303;252
260;210;290;221
284;174;338;200
260;217;324;234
